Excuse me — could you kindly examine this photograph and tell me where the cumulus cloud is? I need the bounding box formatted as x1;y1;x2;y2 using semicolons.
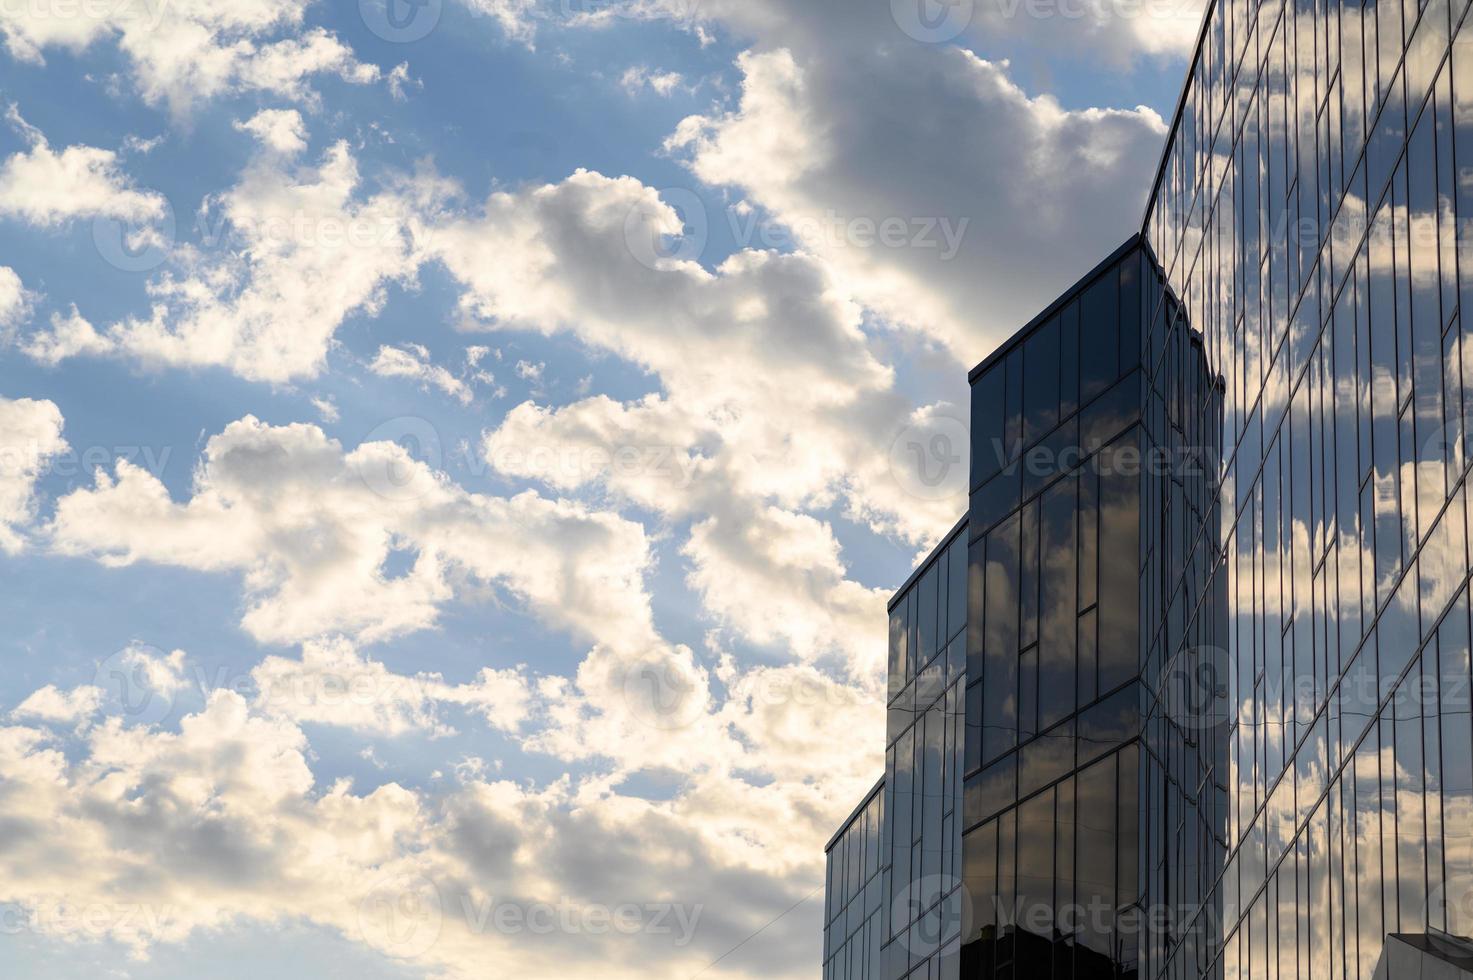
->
427;171;956;671
0;634;882;978
620;66;684;96
95;131;436;382
48;415;664;650
233;108;309;156
0;394;67;553
463;0;540;48
249;636;532;736
11;684;103;724
369;343;476;405
668;38;1166;363
0;107;166;228
21;306;113;366
0;264;35;340
0;0;386;114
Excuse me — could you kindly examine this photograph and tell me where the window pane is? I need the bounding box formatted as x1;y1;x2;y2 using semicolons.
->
984;513;1021;761
1039;476;1078;730
1024;315;1061;446
1080;267;1121;403
1097;439;1141;692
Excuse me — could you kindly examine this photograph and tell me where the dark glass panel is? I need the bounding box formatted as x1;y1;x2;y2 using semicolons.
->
1015;788;1056;973
1080;370;1142;455
965;753;1017;830
947;634;965;686
1078;608;1099;708
892;725;915;936
1080;267;1122;403
1039;476;1078;730
1078;463;1099;612
969;539;986;682
1019;719;1076;798
1097;438;1142;692
1005;349;1025;467
908;588;919;684
1053;776;1076;979
971;462;1022;539
1025;316;1062;446
919;561;940;668
889;602;909;702
948;537;967;641
973;365;1007;489
984;513;1022;762
1061;300;1081;421
1074;753;1117;960
1077;683;1140;766
1019;645;1039;743
925;702;945;882
1021;499;1040;651
1119;250;1142;370
1117;747;1140;910
1022;416;1082;500
998;808;1018;965
963;819;999;945
966;682;982;775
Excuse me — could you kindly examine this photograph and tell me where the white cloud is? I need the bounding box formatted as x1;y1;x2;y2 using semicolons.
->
48;415;664;650
233;108;308;156
0;107;166;228
0;394;67;553
620;65;684;96
96;134;435;382
431;171;955;671
0;641;883;977
311;395;341;423
0;264;35;341
11;684;103;724
21;306;113;366
0;0;386;114
370;343;476;405
462;0;540;48
249;636;532;737
668;41;1166;362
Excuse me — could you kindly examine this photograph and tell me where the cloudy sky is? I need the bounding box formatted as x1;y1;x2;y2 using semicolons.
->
0;0;1200;976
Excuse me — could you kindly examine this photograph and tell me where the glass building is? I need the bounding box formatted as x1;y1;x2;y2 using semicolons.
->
824;0;1473;974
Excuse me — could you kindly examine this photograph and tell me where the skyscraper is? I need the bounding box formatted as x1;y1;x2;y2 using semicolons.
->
825;0;1473;974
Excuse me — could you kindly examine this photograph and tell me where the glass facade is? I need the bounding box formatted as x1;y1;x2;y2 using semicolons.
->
823;519;968;980
1145;0;1473;973
826;0;1473;974
825;778;887;980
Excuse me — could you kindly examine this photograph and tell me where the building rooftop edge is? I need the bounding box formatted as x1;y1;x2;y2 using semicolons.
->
1139;0;1222;234
966;233;1144;385
885;512;968;613
823;774;886;854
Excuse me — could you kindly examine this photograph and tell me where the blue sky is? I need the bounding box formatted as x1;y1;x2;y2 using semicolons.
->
0;0;1199;976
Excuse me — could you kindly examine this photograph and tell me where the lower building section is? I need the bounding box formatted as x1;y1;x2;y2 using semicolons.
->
1371;933;1473;979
